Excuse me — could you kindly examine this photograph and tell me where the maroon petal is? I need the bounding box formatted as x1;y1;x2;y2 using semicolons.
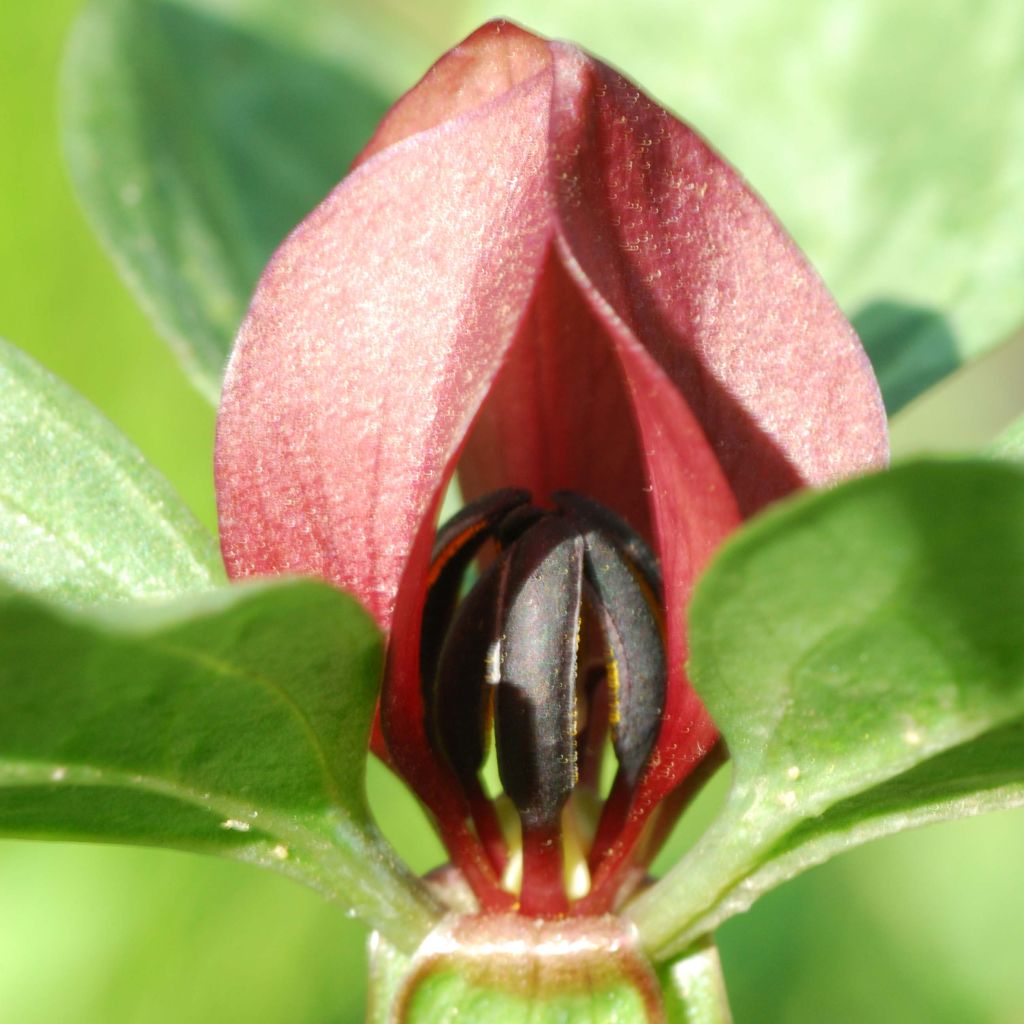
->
540;43;886;903
548;44;889;517
556;241;740;907
354;21;551;167
458;251;651;540
216;56;555;629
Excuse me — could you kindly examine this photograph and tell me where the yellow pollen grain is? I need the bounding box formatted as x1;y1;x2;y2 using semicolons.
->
571;615;583;748
606;651;622;727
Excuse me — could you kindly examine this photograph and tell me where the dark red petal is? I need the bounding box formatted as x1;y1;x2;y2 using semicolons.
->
558;242;740;907
386;521;514;909
537;44;887;904
549;45;889;517
354;21;551;168
458;251;652;540
215;62;554;628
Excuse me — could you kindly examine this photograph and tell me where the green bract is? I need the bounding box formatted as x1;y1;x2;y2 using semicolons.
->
629;460;1024;959
0;572;438;949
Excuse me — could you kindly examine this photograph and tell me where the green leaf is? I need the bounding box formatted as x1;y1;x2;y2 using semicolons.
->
0;578;440;950
0;338;222;604
62;0;422;401
851;301;960;416
471;0;1024;406
628;460;1024;960
990;413;1024;462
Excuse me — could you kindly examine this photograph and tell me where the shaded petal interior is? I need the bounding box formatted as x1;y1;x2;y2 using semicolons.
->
459;250;651;541
549;43;888;516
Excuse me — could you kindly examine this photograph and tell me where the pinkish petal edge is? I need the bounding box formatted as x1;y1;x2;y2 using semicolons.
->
216;56;555;627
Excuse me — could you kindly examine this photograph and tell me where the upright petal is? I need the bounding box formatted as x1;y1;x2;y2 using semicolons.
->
216;60;554;627
549;44;888;515
354;21;551;165
555;242;741;906
549;42;885;900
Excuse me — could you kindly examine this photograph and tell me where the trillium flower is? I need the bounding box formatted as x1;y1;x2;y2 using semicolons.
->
215;21;887;921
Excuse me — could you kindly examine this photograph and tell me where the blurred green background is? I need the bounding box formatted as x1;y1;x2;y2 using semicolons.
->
2;0;1024;1021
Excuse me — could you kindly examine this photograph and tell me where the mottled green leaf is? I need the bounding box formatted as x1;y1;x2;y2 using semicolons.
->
0;578;440;949
628;461;1024;960
0;338;221;604
62;0;423;401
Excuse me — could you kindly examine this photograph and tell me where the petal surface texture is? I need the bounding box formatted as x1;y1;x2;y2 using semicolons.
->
217;20;887;623
217;30;555;627
547;43;888;516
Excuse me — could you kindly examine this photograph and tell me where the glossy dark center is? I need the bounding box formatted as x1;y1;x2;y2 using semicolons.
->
419;488;667;915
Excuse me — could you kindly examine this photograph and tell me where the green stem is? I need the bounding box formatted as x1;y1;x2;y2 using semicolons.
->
365;922;735;1023
365;931;411;1024
658;941;734;1024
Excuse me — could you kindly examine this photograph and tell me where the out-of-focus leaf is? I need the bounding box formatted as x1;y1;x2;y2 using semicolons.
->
469;1;1024;407
0;0;219;531
0;578;440;949
851;301;960;415
0;338;221;604
62;0;423;401
627;460;1024;960
0;844;371;1024
990;413;1024;462
889;328;1024;459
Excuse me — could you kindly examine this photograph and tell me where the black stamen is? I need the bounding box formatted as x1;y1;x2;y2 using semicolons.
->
494;502;546;548
552;490;663;602
420;488;529;703
432;556;504;790
494;517;584;832
418;488;672;914
578;531;665;787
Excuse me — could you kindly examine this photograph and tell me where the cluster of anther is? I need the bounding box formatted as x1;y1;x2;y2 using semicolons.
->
420;489;667;917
